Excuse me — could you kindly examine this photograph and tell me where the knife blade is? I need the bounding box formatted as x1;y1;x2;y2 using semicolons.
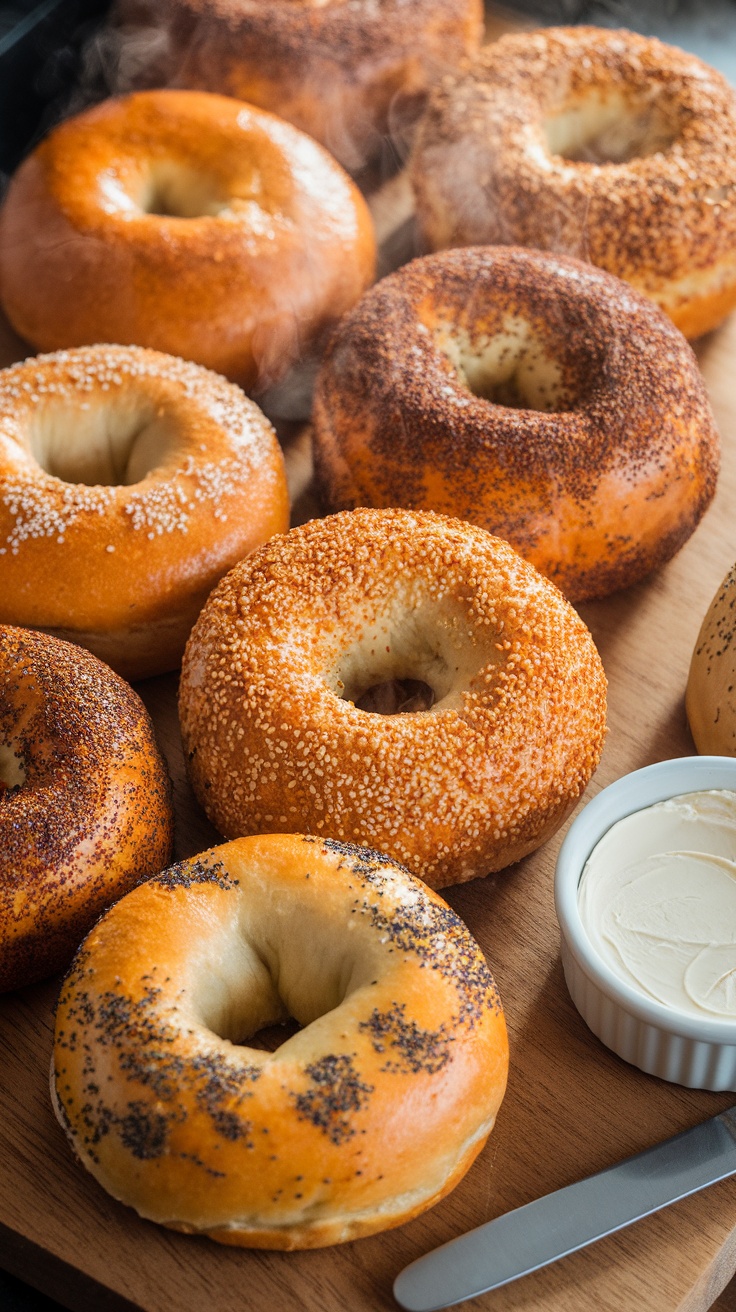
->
393;1105;736;1312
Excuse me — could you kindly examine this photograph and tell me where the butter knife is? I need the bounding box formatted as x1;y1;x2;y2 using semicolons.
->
394;1106;736;1312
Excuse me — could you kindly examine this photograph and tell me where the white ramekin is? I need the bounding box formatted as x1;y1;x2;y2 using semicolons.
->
555;756;736;1091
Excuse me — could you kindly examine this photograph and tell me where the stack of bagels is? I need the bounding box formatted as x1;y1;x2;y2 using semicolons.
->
0;0;732;1261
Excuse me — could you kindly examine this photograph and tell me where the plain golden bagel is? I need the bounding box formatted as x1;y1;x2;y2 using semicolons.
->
686;562;736;754
112;0;484;172
410;27;736;338
0;625;173;992
52;834;509;1247
312;247;720;603
0;89;376;390
0;345;289;680
178;509;607;887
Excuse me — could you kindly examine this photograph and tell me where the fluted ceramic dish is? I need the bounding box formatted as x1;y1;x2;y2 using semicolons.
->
555;756;736;1091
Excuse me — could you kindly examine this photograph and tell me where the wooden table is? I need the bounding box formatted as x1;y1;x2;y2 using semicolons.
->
2;13;736;1311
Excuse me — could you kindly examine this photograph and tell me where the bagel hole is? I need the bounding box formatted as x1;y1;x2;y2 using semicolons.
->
140;162;228;218
247;1017;302;1052
137;162;269;225
28;399;180;486
438;319;575;413
331;607;495;714
0;745;25;795
335;631;451;714
353;678;436;715
545;95;678;164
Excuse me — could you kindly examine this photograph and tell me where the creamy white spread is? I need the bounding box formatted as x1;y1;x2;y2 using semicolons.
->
578;790;736;1020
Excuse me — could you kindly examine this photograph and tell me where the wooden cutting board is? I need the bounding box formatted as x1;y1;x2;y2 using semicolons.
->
2;13;736;1311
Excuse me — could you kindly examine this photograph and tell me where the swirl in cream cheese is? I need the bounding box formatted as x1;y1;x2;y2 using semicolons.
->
578;790;736;1019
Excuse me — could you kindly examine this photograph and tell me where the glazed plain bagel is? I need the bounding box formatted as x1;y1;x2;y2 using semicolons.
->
686;562;736;754
411;27;736;339
52;834;509;1247
0;90;376;390
0;345;289;680
113;0;484;172
179;509;607;887
0;625;173;992
312;247;720;602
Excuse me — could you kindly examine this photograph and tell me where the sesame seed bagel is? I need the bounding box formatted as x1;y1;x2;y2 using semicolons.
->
0;89;376;390
113;0;484;173
411;27;736;338
0;625;173;992
178;509;607;887
0;345;289;681
312;247;720;603
52;835;508;1248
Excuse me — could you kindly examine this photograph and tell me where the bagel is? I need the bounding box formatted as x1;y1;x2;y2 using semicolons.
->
686;562;736;754
0;345;289;680
0;624;173;992
52;834;509;1247
0;89;376;390
410;27;736;338
312;247;720;602
178;508;607;887
112;0;484;172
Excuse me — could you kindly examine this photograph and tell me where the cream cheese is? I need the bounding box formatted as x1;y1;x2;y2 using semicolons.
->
578;790;736;1020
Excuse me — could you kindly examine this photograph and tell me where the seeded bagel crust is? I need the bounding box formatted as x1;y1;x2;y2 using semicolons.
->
179;508;607;887
53;835;508;1247
113;0;484;171
411;27;736;338
0;624;173;991
312;247;720;602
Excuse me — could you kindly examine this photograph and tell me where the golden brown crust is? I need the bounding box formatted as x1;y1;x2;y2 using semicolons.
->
178;508;607;887
312;247;720;602
52;835;508;1247
0;345;289;680
686;562;736;754
0;90;376;389
113;0;484;170
411;27;736;336
0;625;173;991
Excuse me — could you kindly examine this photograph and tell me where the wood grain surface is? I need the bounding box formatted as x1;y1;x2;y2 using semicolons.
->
2;11;736;1311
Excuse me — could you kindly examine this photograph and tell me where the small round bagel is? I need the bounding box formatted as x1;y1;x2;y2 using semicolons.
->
52;834;509;1248
0;624;173;992
686;562;736;754
0;345;289;680
178;508;607;888
113;0;484;172
312;247;720;602
411;27;736;338
0;89;376;390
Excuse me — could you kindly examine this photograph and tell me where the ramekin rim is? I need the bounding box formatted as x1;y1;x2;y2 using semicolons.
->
554;755;736;1044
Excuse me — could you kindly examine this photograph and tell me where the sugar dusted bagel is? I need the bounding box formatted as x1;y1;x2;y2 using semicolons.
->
0;625;173;992
113;0;484;172
411;27;736;339
0;89;376;390
312;247;720;603
0;345;289;680
52;834;508;1248
178;509;607;887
